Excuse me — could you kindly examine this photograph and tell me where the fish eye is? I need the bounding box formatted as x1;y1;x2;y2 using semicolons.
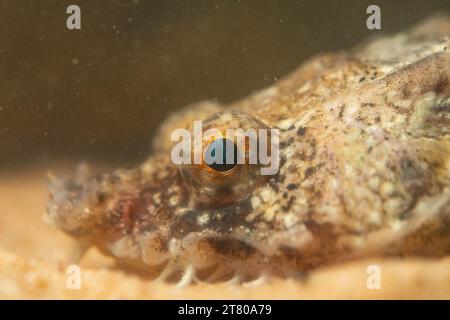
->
203;138;239;173
179;110;272;208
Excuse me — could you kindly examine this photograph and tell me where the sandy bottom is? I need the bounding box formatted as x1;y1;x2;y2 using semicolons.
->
0;164;449;299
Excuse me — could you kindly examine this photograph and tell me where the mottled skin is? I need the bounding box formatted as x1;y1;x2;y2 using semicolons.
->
48;16;450;284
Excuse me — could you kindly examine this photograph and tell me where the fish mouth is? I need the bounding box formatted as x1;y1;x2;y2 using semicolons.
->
46;165;98;236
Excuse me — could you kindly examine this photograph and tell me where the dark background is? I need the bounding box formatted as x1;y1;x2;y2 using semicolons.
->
0;0;449;168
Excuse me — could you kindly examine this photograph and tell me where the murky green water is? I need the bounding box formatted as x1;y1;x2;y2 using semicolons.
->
0;0;448;167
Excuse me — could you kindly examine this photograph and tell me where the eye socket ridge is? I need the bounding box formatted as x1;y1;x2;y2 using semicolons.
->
178;110;272;208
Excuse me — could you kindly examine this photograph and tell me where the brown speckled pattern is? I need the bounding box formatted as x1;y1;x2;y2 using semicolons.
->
47;16;450;284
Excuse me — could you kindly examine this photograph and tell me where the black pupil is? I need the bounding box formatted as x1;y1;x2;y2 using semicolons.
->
204;138;238;172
